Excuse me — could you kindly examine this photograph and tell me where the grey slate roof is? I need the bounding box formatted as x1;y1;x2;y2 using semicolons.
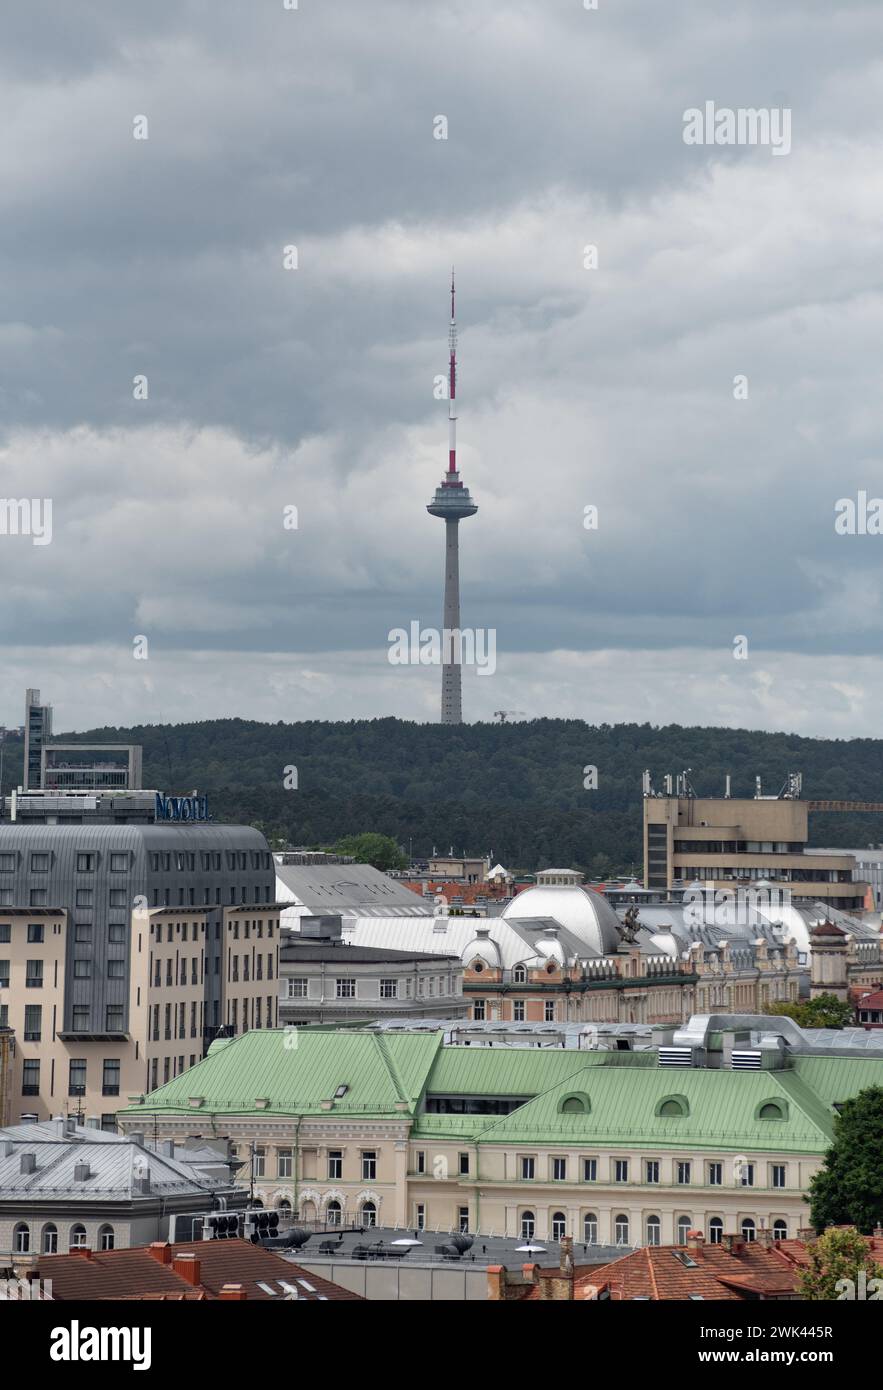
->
274;862;432;917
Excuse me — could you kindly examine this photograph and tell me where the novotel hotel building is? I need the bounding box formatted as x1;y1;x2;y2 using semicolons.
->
0;787;280;1127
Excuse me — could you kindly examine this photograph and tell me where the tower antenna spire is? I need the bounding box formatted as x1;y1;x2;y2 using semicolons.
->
448;266;457;473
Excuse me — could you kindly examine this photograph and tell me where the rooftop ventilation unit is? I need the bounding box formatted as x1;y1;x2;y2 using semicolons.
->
730;1050;762;1070
657;1047;694;1068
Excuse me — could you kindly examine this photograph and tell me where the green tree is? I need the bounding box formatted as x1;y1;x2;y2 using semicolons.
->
769;994;854;1029
808;1086;883;1234
798;1226;883;1300
334;832;407;871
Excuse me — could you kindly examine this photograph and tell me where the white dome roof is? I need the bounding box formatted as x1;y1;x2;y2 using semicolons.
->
462;928;502;968
503;885;622;956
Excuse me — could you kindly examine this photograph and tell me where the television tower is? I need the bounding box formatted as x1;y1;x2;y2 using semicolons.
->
427;270;478;724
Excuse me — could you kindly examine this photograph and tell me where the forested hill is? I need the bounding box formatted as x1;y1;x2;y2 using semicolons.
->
5;718;883;874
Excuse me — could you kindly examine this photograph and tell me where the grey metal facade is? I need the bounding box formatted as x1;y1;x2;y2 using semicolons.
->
0;823;274;1041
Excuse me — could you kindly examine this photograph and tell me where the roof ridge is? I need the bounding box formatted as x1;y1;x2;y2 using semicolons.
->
373;1034;407;1103
646;1246;660;1301
465;1060;602;1138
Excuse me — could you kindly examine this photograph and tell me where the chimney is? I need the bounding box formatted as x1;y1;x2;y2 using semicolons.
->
129;1132;145;1148
20;1153;36;1175
686;1229;705;1251
73;1162;91;1182
162;1140;175;1157
218;1283;247;1301
148;1242;173;1265
560;1235;574;1275
756;1228;774;1249
172;1253;202;1286
486;1266;505;1301
721;1235;744;1254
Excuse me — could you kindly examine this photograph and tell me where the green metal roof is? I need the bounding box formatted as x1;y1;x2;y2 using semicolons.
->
122;1028;443;1117
120;1030;883;1154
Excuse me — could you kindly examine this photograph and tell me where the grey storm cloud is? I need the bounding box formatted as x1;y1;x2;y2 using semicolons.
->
2;0;883;732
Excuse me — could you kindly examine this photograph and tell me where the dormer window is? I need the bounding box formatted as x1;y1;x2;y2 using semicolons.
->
513;964;527;984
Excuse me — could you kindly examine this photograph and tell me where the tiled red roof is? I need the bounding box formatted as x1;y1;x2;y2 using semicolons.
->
579;1241;800;1301
35;1239;362;1302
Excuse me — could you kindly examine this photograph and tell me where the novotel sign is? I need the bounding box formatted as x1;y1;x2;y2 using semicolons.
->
155;793;211;823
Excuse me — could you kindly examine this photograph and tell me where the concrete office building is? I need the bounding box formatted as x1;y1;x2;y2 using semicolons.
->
643;782;869;911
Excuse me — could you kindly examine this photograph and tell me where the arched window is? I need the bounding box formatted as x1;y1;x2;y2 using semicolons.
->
520;1211;535;1239
676;1216;691;1246
98;1224;114;1251
277;1198;292;1215
614;1214;629;1246
326;1201;342;1228
300;1199;317;1224
757;1100;787;1121
551;1212;566;1241
656;1095;690;1118
772;1219;787;1240
42;1223;58;1255
361;1201;377;1228
583;1213;598;1245
513;964;527;984
741;1218;756;1243
646;1215;661;1246
558;1092;590;1114
13;1223;30;1254
70;1224;87;1250
708;1217;723;1245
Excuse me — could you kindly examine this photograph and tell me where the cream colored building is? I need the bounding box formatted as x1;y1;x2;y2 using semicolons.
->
118;1016;883;1248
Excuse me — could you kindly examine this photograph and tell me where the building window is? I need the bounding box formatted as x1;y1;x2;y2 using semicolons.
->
415;1204;425;1231
72;1006;90;1031
459;1152;469;1176
379;978;398;999
69;1225;87;1250
772;1219;788;1239
27;923;44;943
75;924;92;943
99;1225;115;1251
75;890;93;908
13;1223;30;1254
22;1060;40;1095
513;1000;525;1022
328;1150;342;1180
74;960;91;979
108;890;127;908
25;960;43;988
42;1224;58;1254
551;1211;566;1241
287;978;308;999
336;978;356;999
614;1214;630;1246
107;959;125;978
771;1164;786;1189
102;1059;120;1096
0;960;8;989
277;1148;293;1178
676;1215;691;1245
252;1147;266;1178
677;1161;691;1185
544;1001;555;1021
101;1115;117;1133
327;1201;342;1227
361;1202;377;1228
553;1157;566;1181
23;1004;42;1042
513;964;527;984
110;853;128;872
76;854;95;873
362;1151;377;1181
646;1215;661;1246
708;1217;723;1245
583;1213;598;1244
520;1156;535;1181
740;1163;755;1188
520;1211;535;1239
645;1160;659;1184
29;889;47;907
708;1162;722;1186
582;1157;597;1182
69;1060;87;1096
473;999;486;1020
614;1159;628;1183
0;856;15;873
741;1218;756;1243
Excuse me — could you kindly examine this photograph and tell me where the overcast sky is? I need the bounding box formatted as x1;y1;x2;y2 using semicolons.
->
2;0;883;735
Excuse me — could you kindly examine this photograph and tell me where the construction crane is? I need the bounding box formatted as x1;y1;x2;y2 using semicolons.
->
493;710;527;723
